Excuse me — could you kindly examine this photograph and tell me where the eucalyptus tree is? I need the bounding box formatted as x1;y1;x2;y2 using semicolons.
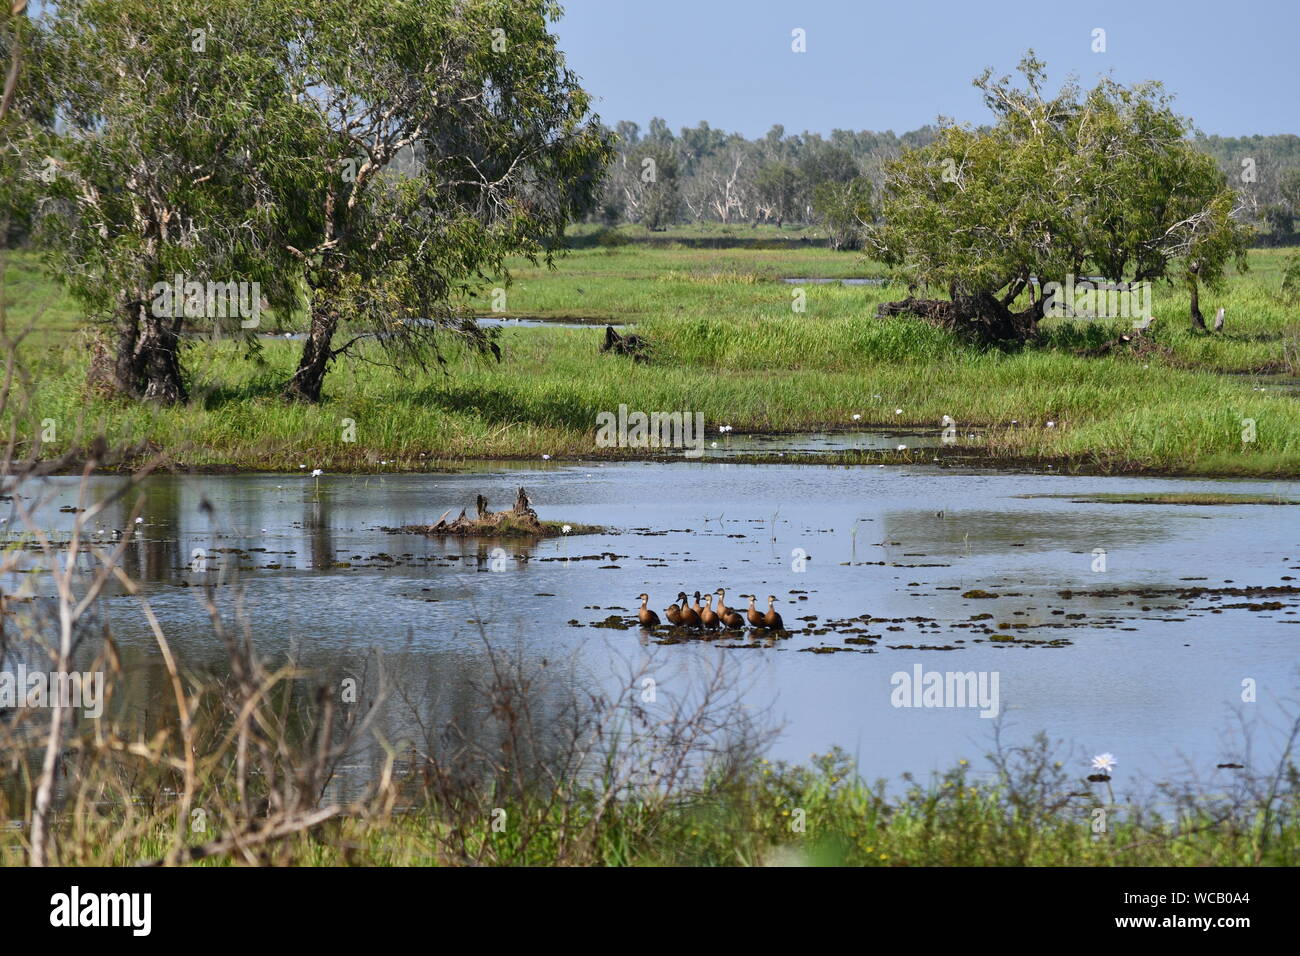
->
812;177;874;250
869;54;1250;340
0;0;32;248
275;0;611;402
25;0;307;401
1279;170;1300;229
753;163;802;228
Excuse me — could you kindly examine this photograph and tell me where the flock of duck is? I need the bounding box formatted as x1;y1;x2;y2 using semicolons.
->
635;588;786;632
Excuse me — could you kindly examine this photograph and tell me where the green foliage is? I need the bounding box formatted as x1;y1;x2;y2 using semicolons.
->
869;53;1252;302
631;144;682;230
6;243;1300;476
272;0;613;359
1281;169;1300;216
1281;252;1300;303
24;0;308;320
811;177;874;250
753;162;803;226
11;741;1297;866
16;0;613;399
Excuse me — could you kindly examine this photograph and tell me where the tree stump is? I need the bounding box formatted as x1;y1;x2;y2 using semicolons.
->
600;325;651;362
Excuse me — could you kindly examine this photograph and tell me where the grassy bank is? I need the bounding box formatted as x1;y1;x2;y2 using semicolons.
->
5;743;1296;867
4;240;1299;476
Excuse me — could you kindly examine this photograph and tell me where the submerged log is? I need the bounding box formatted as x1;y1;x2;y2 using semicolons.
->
600;325;651;362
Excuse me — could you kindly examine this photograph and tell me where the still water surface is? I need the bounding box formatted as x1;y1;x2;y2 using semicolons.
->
6;457;1299;793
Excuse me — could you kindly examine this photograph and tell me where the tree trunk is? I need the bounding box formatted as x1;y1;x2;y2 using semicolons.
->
111;296;143;396
1188;277;1206;332
137;312;187;403
102;296;185;402
284;307;338;402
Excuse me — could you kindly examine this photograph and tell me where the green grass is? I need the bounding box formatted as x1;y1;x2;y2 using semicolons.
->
7;745;1295;866
4;243;1300;475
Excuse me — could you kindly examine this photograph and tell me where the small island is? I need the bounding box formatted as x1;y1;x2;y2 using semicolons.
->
385;487;602;538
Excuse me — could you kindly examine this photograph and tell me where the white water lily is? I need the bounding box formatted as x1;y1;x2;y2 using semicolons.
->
1091;753;1117;774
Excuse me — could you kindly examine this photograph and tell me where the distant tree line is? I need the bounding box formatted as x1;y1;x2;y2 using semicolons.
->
589;119;940;248
1192;133;1300;244
591;119;1300;247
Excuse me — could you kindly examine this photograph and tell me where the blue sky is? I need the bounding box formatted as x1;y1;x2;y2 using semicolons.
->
553;0;1299;138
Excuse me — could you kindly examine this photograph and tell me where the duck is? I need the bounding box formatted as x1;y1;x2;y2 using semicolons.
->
691;590;704;616
721;606;745;630
764;594;785;630
700;594;720;631
745;594;766;628
664;602;683;626
637;593;660;628
677;591;701;629
714;588;732;619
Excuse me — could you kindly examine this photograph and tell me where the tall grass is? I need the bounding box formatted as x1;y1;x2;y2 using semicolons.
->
4;245;1299;474
3;250;1298;868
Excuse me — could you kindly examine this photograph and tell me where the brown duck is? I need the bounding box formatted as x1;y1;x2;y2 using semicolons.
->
664;602;683;625
713;588;732;619
720;606;745;630
677;591;701;629
764;595;785;630
700;593;721;631
745;594;766;628
637;593;660;628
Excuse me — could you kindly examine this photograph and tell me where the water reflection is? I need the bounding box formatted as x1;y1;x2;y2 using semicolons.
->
3;459;1298;797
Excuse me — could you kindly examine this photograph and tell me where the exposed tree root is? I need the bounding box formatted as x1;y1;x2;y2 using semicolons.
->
875;293;1041;345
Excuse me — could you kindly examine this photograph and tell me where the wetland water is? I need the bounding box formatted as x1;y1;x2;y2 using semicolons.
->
5;454;1299;794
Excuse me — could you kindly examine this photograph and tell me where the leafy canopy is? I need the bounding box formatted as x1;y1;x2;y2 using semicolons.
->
869;53;1251;301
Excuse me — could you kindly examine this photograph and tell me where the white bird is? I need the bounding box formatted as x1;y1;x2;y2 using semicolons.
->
1213;307;1225;332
